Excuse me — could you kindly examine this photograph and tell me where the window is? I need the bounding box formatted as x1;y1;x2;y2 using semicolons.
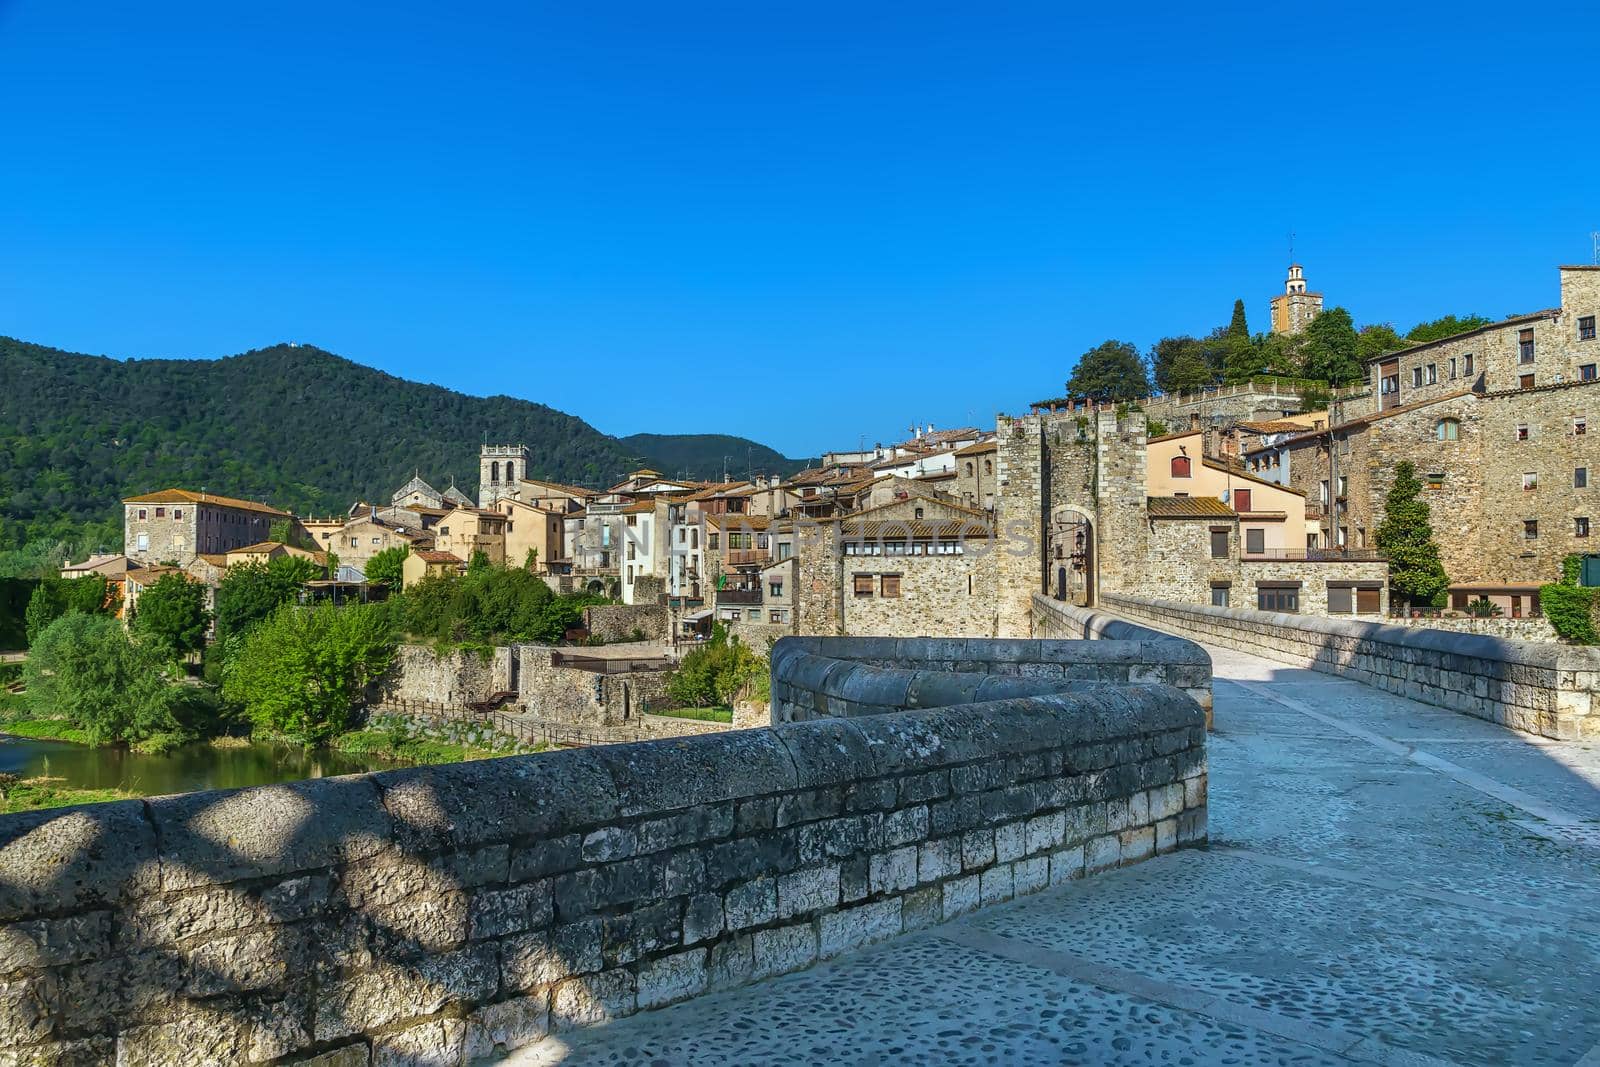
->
1336;476;1347;497
1463;353;1474;376
1171;455;1192;478
173;509;183;520
1523;472;1538;491
1320;480;1330;506
626;514;637;527
627;543;636;560
1257;583;1300;612
1426;363;1438;384
1584;365;1598;381
137;509;147;520
1578;468;1589;489
1524;519;1539;539
371;537;380;545
626;565;634;582
1327;584;1354;614
770;610;785;623
1435;418;1460;441
1233;488;1252;512
913;507;924;520
965;462;974;477
1209;528;1230;559
601;526;611;547
155;507;165;518
1577;517;1591;538
136;532;149;552
1517;424;1530;441
1210;583;1230;608
1425;472;1445;490
852;574;874;598
1520;374;1536;389
983;459;993;475
692;529;700;549
1245;528;1265;555
880;574;901;598
769;580;783;598
1449;357;1457;379
1582;316;1597;342
1411;367;1424;388
1577;419;1588;436
709;533;720;549
1519;327;1535;363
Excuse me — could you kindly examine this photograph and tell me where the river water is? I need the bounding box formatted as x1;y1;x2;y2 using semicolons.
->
0;734;402;796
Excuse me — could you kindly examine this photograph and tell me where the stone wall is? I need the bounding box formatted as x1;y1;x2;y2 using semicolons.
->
838;551;999;638
1382;614;1560;642
1101;592;1600;740
582;604;668;643
770;630;1212;728
0;663;1205;1065
380;645;513;706
514;646;672;727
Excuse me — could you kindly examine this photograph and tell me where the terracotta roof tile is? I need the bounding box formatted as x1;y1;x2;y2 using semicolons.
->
124;488;288;516
1148;496;1237;518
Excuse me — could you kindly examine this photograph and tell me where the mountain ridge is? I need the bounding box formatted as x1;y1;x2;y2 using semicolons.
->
0;336;808;541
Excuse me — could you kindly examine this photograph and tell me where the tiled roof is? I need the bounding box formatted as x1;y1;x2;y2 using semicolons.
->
1361;309;1559;364
840;520;993;539
228;541;286;554
124;488;288;516
1236;419;1316;433
952;439;998;456
1148;429;1203;444
847;495;992;522
1265;389;1476;451
414;550;464;564
705;514;771;531
1201;458;1307;496
1147;496;1236;518
520;477;594;498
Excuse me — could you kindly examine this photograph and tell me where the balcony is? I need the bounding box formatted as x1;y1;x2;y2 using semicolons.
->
725;549;767;567
1242;548;1385;563
715;588;763;606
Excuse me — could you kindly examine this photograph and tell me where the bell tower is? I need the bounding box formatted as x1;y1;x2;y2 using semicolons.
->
479;444;530;508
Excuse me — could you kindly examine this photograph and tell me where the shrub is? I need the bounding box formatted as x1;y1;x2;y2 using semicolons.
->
22;613;180;746
1541;554;1599;644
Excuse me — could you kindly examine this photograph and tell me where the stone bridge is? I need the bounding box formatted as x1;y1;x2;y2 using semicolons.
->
3;612;1599;1065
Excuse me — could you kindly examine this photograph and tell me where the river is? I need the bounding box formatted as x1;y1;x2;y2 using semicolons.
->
0;733;403;797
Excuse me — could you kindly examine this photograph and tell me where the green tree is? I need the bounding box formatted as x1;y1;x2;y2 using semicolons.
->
1149;336;1214;393
467;549;491;576
23;575;113;645
215;555;319;639
130;573;210;661
1227;299;1249;341
1299;307;1363;386
1066;340;1150;401
666;627;763;708
1374;461;1450;610
1407;314;1492;344
223;602;397;744
523;547;539;571
365;545;409;586
23;613;180;746
1356;323;1408;363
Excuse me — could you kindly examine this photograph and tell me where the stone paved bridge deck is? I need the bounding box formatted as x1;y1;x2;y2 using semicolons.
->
507;643;1600;1066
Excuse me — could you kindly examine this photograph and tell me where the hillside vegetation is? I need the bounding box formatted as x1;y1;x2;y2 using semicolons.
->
0;336;802;556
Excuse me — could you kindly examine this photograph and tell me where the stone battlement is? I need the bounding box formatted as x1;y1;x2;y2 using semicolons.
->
0;638;1207;1065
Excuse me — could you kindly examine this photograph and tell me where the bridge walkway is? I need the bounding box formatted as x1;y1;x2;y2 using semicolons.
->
504;643;1600;1066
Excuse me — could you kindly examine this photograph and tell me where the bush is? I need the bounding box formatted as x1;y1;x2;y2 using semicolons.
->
667;627;767;709
216;555;320;639
129;573;210;661
22;575;116;646
1464;597;1502;619
389;565;600;646
365;545;409;587
1541;554;1599;644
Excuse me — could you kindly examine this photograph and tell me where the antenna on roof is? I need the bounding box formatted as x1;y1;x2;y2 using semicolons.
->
1288;230;1295;264
1592;230;1599;265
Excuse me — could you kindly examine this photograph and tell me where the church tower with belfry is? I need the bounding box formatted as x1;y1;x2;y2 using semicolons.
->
1269;264;1324;335
479;443;530;508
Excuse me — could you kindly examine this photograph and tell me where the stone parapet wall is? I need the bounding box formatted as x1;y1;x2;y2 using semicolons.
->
0;673;1205;1065
1384;614;1560;642
1028;596;1213;726
513;646;671;728
770;630;1212;727
582;605;668;643
1101;593;1600;740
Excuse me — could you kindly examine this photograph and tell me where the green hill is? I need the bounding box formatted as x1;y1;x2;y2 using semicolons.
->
0;336;804;551
618;433;810;483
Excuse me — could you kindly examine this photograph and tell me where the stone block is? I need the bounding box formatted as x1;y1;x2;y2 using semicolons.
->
466;994;549;1063
1155;818;1178;854
918;837;961;883
751;923;817;980
876;805;930;848
959;829;995;871
869;846;919;894
1085;834;1120;874
1126;790;1150;827
776;865;840;919
1119;827;1155;864
0;912;110;971
993;821;1026;863
1048;844;1085;886
682;893;724;945
979;864;1014;906
0;802;159;922
775;788;843;828
553;858;656;920
1178;807;1207;845
901;886;943;931
1183;775;1207;810
509;834;582;882
316;945;497;1041
636;948;708;1010
707;934;754;990
1013;855;1049;895
114;1016;250;1067
601;899;682;966
818;898;903;959
501;918;601;993
373;1018;465;1067
723;877;777;931
0;973;60;1048
185;924;306;996
550;969;636;1031
840;855;870;903
581;826;636;863
469;882;552;940
59;948;181;1031
797;814;873;864
1024;811;1065;855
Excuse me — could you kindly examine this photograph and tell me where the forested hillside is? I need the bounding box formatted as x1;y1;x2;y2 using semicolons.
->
618;433;810;482
0;337;803;557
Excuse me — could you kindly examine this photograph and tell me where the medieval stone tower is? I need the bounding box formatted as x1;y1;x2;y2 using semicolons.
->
1269;264;1324;335
479;444;530;508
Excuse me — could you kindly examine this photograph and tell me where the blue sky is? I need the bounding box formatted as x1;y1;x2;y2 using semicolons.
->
2;2;1595;458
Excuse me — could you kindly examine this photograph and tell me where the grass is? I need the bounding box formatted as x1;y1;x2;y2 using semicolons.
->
0;778;134;814
652;706;734;723
0;711;94;745
330;728;528;765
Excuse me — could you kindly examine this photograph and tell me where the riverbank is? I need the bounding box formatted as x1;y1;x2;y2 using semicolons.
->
0;776;133;815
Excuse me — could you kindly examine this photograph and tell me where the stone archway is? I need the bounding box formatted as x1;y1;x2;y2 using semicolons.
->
1048;506;1094;606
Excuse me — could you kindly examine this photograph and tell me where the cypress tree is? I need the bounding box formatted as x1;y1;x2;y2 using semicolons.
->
1227;299;1249;340
1374;461;1450;610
